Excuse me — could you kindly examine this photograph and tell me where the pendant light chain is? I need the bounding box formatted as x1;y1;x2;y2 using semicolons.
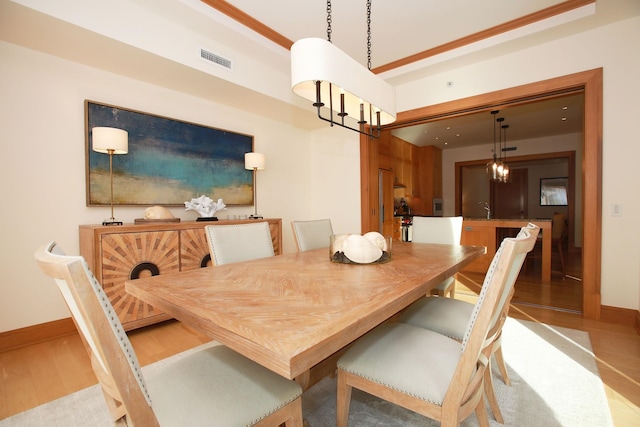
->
366;0;372;70
326;0;332;42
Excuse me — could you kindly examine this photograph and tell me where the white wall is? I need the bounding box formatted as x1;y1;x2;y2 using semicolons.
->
401;16;640;310
0;42;361;332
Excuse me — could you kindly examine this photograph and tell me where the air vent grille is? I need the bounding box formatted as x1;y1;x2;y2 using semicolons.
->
200;48;232;70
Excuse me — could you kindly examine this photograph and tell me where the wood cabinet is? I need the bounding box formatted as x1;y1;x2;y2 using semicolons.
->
414;145;443;215
391;135;413;197
460;222;494;273
79;219;282;330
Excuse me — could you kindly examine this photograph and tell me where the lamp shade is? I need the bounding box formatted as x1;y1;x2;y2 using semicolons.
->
92;127;128;154
245;152;265;170
291;38;396;126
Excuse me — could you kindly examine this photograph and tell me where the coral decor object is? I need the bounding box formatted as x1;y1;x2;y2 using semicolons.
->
184;196;226;218
330;232;391;264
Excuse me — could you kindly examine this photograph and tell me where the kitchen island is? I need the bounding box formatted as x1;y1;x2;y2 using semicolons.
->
461;218;552;283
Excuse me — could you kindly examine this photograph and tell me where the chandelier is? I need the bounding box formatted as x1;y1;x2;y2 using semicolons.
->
290;0;396;139
486;111;510;182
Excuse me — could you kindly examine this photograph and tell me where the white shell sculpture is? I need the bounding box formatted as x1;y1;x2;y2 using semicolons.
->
363;231;388;251
331;233;350;253
184;196;226;217
144;206;175;220
342;234;383;264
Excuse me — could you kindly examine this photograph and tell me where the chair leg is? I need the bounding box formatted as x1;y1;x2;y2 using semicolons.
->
475;391;491;427
484;365;504;423
493;334;511;386
336;370;352;427
558;240;566;277
448;279;456;298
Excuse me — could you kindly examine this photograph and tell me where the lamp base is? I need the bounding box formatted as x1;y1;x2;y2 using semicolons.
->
102;220;123;226
249;214;263;219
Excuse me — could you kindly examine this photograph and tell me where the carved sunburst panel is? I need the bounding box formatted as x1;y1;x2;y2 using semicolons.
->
100;231;180;325
180;228;212;270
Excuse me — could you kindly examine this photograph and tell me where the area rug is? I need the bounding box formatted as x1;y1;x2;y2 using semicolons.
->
0;318;613;426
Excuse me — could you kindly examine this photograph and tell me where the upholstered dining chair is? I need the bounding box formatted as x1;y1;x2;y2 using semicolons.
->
205;221;275;265
396;223;540;423
34;241;303;427
411;216;463;298
291;219;334;251
336;224;539;427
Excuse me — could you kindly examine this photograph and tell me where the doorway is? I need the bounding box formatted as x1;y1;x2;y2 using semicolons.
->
360;68;602;319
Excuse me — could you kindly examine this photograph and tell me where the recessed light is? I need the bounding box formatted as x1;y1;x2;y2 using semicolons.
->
561;117;567;121
562;106;568;110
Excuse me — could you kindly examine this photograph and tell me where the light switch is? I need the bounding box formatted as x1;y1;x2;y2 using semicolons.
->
611;203;622;217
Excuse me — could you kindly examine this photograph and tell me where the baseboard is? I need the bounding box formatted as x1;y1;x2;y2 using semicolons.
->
0;317;77;353
600;305;637;328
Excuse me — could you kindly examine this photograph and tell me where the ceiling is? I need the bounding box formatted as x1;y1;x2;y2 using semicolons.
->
210;0;593;148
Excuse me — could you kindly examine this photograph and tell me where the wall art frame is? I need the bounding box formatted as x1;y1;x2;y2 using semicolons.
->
540;177;568;206
85;100;254;206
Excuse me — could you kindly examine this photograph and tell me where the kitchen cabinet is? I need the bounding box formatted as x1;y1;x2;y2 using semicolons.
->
414;145;443;215
460;223;494;273
391;136;413;197
79;219;282;330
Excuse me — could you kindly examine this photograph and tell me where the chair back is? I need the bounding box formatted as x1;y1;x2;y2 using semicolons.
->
552;213;567;240
205;221;275;265
291;219;334;251
444;224;539;409
35;242;159;425
411;216;463;244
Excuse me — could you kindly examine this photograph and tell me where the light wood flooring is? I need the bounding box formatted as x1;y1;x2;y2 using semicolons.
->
1;266;638;425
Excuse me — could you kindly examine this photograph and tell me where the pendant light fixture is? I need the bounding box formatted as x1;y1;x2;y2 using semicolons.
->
495;117;505;179
500;123;510;182
486;110;501;180
290;0;396;139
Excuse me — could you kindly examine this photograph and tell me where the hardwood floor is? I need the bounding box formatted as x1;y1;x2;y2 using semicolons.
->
514;246;583;313
1;267;638;425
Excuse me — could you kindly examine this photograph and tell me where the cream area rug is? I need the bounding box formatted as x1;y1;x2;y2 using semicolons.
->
0;318;613;426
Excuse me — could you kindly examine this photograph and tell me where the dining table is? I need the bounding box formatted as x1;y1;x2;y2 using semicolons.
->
125;241;485;390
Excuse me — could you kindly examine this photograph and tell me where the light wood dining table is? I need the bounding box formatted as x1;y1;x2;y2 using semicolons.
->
125;241;485;390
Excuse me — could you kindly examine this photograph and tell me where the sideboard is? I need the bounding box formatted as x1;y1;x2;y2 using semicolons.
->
79;218;282;330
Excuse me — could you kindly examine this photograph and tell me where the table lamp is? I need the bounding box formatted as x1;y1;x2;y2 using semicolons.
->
244;152;265;219
92;127;128;226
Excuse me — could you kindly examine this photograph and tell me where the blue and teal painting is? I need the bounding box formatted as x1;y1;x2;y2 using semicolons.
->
86;101;254;206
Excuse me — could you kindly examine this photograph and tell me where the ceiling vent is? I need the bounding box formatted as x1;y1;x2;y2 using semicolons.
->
199;48;232;70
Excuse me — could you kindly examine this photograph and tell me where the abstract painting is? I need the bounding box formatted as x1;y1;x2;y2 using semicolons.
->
85;100;254;206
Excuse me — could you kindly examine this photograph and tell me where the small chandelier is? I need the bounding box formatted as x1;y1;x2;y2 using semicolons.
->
499;123;511;183
486;111;502;180
290;0;396;139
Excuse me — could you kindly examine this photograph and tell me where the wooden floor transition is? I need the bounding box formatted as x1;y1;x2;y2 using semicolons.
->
1;264;638;425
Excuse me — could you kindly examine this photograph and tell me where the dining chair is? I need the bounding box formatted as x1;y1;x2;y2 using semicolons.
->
205;221;275;265
336;224;539;427
34;241;303;427
551;212;568;277
291;219;334;251
411;216;463;298
396;223;540;422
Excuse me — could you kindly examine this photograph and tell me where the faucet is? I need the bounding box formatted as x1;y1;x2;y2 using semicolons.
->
478;202;491;219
